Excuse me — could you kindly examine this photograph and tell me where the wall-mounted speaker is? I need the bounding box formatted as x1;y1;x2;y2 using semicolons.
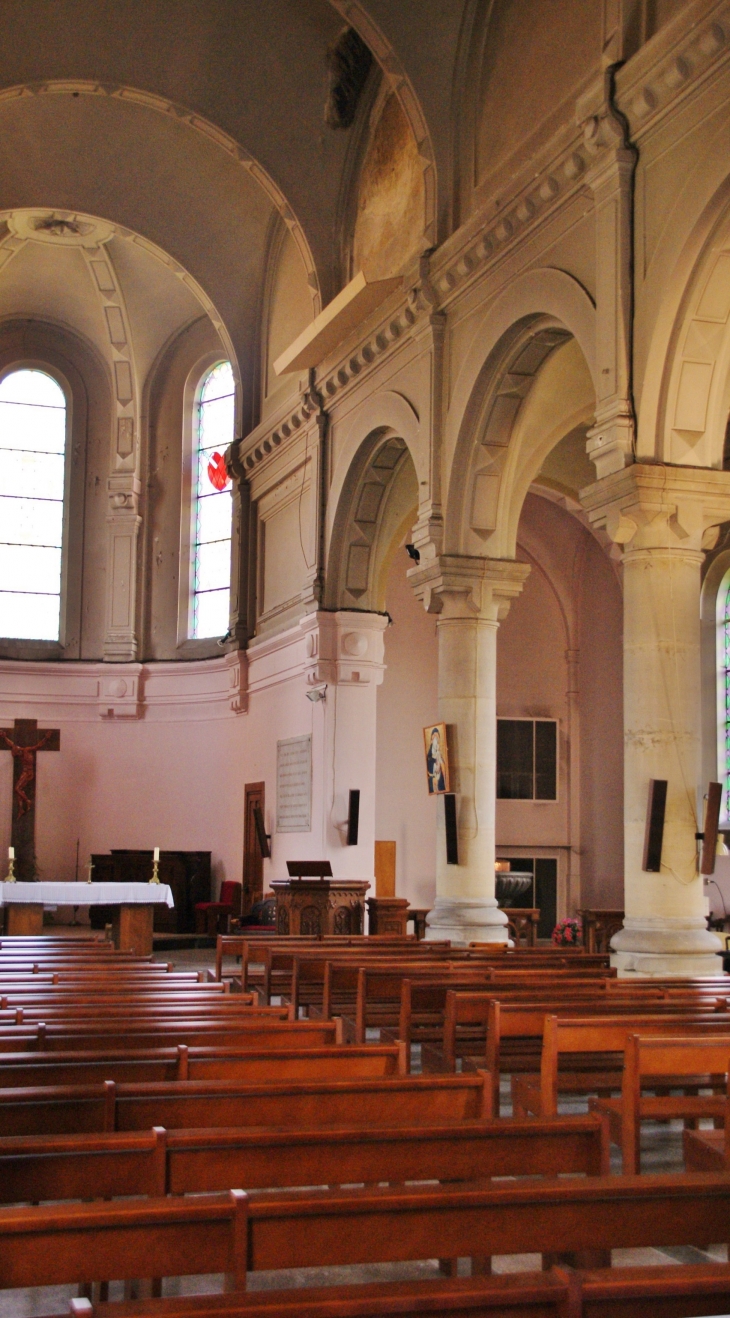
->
700;781;722;875
253;804;271;860
347;789;360;846
444;793;459;865
642;779;667;872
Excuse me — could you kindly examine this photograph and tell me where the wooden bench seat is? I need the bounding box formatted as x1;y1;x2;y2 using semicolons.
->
591;1034;730;1172
0;1042;407;1087
6;1170;729;1296
0;1189;247;1293
683;1126;725;1171
446;997;730;1112
0;1071;490;1135
47;1263;730;1318
0;1017;345;1053
0;1113;607;1204
512;1015;730;1122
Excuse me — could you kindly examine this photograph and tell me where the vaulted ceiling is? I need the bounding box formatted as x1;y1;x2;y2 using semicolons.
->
0;0;470;418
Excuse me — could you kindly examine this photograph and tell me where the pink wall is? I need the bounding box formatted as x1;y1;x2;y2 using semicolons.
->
0;501;623;919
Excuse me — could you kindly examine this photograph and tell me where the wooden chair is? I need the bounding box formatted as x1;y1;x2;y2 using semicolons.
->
195;881;241;936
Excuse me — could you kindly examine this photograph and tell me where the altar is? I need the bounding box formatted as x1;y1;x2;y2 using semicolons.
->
0;883;174;955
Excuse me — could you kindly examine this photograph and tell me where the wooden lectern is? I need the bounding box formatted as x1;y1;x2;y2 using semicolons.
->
271;861;369;936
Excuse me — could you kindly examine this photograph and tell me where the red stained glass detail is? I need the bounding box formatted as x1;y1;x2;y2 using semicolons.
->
207;451;230;491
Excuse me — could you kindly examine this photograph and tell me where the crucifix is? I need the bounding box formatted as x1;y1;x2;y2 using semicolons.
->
0;719;60;882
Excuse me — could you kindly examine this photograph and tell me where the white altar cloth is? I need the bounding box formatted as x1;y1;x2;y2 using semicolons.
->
0;882;174;908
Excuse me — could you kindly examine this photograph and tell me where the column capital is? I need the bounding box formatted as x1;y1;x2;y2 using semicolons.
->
299;610;387;690
408;555;530;621
581;463;730;554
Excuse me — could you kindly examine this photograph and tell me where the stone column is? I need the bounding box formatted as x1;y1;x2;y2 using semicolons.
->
300;610;387;880
410;556;530;944
583;465;730;974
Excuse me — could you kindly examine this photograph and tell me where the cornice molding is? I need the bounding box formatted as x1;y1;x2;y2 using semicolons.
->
613;0;729;140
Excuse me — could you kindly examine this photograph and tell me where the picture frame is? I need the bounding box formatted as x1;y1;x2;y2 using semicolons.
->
423;722;450;795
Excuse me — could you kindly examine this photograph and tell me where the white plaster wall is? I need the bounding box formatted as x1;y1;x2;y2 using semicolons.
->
375;550;438;908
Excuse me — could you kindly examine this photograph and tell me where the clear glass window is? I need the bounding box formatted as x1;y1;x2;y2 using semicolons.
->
0;368;67;641
191;361;234;639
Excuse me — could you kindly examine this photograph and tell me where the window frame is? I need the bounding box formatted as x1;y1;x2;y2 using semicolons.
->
496;717;559;802
0;358;74;659
177;353;235;658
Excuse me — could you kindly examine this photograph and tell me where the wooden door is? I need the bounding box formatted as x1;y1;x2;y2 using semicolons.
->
243;782;265;915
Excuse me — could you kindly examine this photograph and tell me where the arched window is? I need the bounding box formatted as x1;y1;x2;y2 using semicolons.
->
191;361;234;638
0;368;67;641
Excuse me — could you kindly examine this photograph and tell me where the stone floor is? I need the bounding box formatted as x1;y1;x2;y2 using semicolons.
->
2;935;728;1314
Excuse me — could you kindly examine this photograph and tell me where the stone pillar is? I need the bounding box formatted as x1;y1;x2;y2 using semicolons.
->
300;610;387;881
410;556;530;944
583;465;730;974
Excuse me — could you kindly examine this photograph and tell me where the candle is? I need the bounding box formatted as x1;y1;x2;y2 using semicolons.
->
153;847;160;862
8;847;13;860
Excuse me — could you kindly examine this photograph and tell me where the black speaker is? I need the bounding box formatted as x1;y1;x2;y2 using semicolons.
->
347;789;360;846
444;793;459;865
253;805;271;860
642;779;667;872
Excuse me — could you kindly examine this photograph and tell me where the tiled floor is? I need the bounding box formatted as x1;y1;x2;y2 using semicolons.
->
2;938;727;1313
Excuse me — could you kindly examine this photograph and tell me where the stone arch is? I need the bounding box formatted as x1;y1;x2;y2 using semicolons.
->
327;2;438;247
326;391;420;611
442;269;597;559
652;190;730;469
636;115;730;463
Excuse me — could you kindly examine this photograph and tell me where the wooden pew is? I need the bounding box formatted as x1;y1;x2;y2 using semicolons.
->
5;1170;730;1299
0;1041;407;1087
445;994;730;1111
512;1014;730;1121
0;1071;491;1135
0;1113;608;1204
592;1034;730;1173
0;1016;345;1053
0;1189;248;1293
399;977;674;1071
47;1264;730;1318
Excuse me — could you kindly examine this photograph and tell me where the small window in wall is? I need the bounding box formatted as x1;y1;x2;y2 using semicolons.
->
496;719;557;800
191;361;234;639
0;369;67;640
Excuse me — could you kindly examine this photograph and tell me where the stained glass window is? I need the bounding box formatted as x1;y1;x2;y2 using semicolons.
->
0;369;67;641
191;361;234;638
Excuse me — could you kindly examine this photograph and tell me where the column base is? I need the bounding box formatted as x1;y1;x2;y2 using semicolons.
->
425;897;510;947
610;915;724;977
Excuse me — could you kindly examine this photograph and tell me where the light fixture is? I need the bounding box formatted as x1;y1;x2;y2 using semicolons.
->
306;684;327;703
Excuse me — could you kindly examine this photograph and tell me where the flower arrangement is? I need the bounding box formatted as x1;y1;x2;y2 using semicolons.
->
552;916;583;947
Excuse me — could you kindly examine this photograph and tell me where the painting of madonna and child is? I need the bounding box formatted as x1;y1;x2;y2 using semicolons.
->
423;723;450;795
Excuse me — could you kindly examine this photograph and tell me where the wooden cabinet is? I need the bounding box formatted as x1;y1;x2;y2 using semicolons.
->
89;851;211;933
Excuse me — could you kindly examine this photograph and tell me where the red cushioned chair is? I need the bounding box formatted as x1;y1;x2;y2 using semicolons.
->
195;880;242;936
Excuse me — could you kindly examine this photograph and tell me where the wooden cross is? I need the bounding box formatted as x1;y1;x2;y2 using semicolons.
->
0;719;60;881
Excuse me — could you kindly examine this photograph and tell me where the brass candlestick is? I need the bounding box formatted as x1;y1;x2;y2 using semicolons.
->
150;858;161;884
85;859;94;885
5;856;15;884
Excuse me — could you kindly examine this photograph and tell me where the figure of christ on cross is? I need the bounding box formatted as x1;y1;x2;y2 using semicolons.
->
0;719;60;881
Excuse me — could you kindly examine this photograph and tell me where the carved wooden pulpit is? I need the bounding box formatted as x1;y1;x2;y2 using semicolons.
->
271;861;369;936
0;718;60;881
